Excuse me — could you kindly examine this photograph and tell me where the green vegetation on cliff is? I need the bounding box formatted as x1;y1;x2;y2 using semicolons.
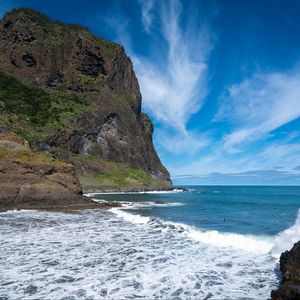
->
0;69;87;141
78;158;170;192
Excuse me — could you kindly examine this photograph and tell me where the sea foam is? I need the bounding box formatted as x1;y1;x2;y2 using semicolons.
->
84;189;183;197
271;208;300;257
111;206;274;254
0;209;277;299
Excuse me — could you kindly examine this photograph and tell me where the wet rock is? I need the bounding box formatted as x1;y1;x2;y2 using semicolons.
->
271;241;300;300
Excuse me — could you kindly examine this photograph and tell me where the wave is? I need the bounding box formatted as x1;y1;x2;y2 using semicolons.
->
91;198;184;209
111;205;300;256
271;208;300;257
110;206;274;254
87;186;300;257
111;207;152;224
84;189;184;197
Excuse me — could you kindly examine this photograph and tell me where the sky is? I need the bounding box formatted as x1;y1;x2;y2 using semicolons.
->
1;0;300;185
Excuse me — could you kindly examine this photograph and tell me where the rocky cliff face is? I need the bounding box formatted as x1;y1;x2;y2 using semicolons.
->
271;241;300;300
0;8;171;196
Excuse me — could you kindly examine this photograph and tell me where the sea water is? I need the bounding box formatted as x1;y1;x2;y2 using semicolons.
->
1;186;300;299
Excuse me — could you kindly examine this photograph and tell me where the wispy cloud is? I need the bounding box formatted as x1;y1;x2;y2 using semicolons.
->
217;71;300;151
173;169;300;185
139;0;155;33
135;0;212;132
169;135;300;183
156;129;210;155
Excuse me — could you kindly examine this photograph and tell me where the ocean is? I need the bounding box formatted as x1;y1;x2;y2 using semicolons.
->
1;186;300;299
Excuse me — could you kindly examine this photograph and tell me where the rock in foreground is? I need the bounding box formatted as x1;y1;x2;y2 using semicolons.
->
271;241;300;300
0;134;103;211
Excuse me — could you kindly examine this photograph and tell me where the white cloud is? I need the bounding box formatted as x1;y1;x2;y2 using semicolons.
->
218;72;300;150
259;140;300;169
135;0;212;132
139;0;155;33
156;129;210;155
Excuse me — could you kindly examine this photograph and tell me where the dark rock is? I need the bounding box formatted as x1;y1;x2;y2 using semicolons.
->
3;20;12;28
271;241;300;300
46;71;63;87
77;49;106;77
22;53;37;67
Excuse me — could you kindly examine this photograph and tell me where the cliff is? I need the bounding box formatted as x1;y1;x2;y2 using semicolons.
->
271;241;300;300
0;8;172;209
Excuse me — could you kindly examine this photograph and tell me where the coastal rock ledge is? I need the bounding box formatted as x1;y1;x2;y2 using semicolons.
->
271;241;300;300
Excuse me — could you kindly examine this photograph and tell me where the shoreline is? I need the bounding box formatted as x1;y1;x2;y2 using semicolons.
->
83;186;187;195
0;201;121;213
0;187;185;213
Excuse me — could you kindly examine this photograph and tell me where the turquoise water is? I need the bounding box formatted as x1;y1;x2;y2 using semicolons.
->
92;185;300;236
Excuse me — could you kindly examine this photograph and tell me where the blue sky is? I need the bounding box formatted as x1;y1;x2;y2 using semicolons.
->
2;0;300;185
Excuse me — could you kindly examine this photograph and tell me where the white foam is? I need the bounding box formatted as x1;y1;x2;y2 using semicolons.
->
110;207;273;254
124;201;184;208
90;198;110;203
271;208;300;257
111;207;151;224
84;189;184;197
186;227;273;253
0;209;278;299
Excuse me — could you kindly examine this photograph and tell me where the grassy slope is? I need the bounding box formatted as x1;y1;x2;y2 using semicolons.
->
0;69;88;142
77;156;170;192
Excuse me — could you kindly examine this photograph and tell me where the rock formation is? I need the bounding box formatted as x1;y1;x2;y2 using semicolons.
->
271;241;300;300
0;8;172;209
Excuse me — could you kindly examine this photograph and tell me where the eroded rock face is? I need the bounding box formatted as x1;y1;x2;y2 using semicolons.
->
0;135;100;211
0;8;171;185
271;241;300;300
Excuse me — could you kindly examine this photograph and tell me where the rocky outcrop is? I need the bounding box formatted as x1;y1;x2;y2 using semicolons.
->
0;134;104;211
0;8;172;198
271;241;300;300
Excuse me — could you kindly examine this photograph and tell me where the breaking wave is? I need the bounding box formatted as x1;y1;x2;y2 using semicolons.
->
111;206;274;254
111;206;300;256
271;208;300;257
